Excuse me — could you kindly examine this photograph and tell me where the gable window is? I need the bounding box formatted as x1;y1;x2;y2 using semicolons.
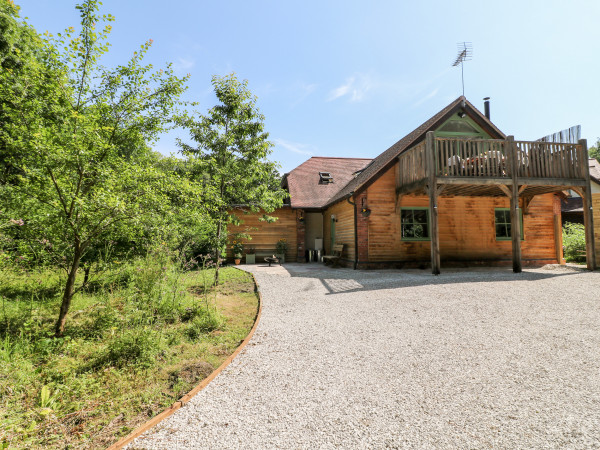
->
495;208;524;240
319;172;333;184
401;208;430;241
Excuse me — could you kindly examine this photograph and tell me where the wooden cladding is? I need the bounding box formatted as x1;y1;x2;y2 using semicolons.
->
323;200;355;261
397;137;586;186
397;141;426;186
594;193;600;266
226;207;298;262
368;166;560;264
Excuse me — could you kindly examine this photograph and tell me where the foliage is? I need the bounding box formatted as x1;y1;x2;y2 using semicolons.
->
276;238;287;254
179;73;286;284
231;240;244;257
0;258;258;449
0;0;200;335
589;138;599;163
562;222;586;263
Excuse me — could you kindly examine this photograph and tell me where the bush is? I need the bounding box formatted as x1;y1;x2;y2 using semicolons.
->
563;222;586;262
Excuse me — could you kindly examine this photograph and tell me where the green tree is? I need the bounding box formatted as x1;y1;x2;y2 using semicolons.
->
1;0;193;336
180;73;286;284
589;138;599;162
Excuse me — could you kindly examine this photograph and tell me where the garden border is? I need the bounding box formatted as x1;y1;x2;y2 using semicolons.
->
107;269;263;449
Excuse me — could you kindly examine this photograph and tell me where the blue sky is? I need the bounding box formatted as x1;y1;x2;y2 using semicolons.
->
19;0;600;173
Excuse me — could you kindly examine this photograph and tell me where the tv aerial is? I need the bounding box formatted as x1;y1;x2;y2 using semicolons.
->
452;42;472;96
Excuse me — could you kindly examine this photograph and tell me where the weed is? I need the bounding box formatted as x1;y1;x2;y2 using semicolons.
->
91;328;162;370
185;308;223;340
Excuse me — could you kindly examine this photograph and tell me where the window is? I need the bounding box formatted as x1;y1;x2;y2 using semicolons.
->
401;208;430;240
319;172;333;184
495;208;524;240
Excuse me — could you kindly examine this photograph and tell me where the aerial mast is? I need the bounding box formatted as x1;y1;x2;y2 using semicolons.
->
452;42;472;96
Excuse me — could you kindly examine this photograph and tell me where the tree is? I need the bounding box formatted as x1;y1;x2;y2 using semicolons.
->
1;0;193;336
180;74;286;284
589;138;599;163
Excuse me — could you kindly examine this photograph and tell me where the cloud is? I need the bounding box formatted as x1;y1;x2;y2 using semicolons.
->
327;75;373;102
413;88;439;107
173;57;195;73
291;82;317;107
273;138;315;156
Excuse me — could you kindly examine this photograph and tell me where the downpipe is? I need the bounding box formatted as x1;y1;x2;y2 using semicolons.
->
347;193;358;270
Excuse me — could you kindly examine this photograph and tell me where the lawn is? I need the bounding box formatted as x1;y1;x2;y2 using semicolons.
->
0;259;259;449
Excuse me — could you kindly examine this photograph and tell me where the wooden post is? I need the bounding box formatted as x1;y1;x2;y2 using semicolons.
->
508;136;522;273
579;139;597;270
553;214;564;265
426;131;440;275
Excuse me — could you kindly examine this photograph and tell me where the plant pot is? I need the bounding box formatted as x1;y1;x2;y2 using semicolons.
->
275;253;285;263
245;254;255;264
234;259;241;265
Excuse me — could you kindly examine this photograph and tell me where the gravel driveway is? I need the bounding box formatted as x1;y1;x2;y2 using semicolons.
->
131;264;600;449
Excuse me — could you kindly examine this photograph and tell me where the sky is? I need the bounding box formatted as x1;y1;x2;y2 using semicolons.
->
17;0;600;174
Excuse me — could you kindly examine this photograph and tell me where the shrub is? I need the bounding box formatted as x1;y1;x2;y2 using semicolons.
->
563;222;586;262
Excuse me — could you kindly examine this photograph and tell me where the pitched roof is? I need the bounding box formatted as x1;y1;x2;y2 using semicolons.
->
324;96;505;208
284;157;372;209
589;158;600;185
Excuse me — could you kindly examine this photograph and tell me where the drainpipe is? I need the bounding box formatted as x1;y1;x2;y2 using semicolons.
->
347;193;358;270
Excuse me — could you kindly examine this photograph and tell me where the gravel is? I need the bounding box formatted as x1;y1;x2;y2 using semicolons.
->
130;264;600;449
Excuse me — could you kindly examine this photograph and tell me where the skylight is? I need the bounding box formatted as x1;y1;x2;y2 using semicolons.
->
319;172;333;184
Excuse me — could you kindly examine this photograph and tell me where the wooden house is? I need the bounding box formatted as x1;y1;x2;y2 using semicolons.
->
228;96;597;272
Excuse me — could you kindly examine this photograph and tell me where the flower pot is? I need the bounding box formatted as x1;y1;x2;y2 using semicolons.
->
245;254;255;264
234;259;241;265
275;253;285;263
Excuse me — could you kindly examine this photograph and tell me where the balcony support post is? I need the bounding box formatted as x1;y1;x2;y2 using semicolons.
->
426;131;440;275
508;136;522;273
578;139;597;270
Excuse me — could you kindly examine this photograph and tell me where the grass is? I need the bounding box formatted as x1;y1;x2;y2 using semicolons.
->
0;260;259;449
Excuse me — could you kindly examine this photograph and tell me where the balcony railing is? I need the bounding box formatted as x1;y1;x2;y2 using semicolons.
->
397;136;587;188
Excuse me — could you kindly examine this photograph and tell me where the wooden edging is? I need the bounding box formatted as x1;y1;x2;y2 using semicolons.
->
107;269;263;450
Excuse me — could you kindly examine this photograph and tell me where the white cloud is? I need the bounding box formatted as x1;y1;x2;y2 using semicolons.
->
291;82;317;106
173;57;195;73
327;74;374;102
413;88;439;107
273;138;315;156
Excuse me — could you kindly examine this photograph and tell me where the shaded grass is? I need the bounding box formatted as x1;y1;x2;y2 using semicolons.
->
0;264;258;449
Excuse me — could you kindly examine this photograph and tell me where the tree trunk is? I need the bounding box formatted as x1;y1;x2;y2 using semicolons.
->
83;265;91;287
213;218;222;286
55;248;82;337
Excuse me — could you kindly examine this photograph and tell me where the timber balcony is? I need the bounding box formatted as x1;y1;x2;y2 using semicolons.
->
397;132;596;273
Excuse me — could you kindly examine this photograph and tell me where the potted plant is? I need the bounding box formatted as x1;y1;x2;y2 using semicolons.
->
245;247;255;264
232;241;244;265
275;238;287;263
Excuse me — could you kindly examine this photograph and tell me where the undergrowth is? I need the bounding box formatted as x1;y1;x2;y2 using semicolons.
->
0;254;257;449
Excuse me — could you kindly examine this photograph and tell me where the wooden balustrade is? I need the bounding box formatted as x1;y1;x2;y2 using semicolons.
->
513;141;585;179
396;137;585;187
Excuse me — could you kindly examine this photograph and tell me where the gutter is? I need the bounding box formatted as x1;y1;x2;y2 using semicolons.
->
346;193;358;270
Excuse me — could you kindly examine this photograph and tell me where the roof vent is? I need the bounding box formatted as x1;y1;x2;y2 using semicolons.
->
319;172;333;184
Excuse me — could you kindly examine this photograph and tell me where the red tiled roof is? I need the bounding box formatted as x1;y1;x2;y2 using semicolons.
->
285;157;372;208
